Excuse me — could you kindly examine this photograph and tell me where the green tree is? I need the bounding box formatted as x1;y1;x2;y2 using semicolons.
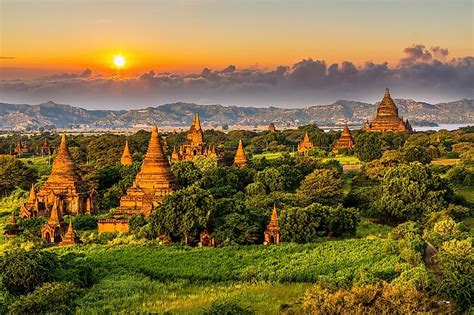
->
297;169;343;206
0;156;37;196
171;161;202;187
403;145;432;164
375;162;453;222
355;133;382;162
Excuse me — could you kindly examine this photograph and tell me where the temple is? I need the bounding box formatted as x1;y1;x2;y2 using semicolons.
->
40;199;66;243
14;140;29;155
59;219;81;246
263;205;280;245
363;88;413;133
98;125;177;233
4;211;19;238
332;122;355;153
268;123;276;132
297;132;314;153
233;139;248;167
21;135;96;218
40;139;52;157
120;140;133;165
172;113;222;161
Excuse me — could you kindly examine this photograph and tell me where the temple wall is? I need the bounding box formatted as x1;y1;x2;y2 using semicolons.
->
98;220;130;235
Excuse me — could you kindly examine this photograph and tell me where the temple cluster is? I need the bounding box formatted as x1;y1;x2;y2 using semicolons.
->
13;88;412;246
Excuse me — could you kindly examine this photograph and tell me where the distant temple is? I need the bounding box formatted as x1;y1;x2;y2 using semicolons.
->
268;123;277;132
4;211;19;238
40;199;66;243
40;139;52;157
14;140;29;155
120;140;133;165
233;139;248;167
332;122;355;153
363;88;413;133
297;132;314;153
21;135;97;218
98;125;177;233
171;113;222;162
263;205;280;245
58;219;81;246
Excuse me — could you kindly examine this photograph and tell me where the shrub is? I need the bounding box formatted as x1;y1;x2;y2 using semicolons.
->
72;214;98;230
296;168;343;206
403;145;432;164
392;264;433;291
445;164;474;186
8;282;84;314
0;249;59;295
435;238;474;310
202;300;255;315
301;282;451;314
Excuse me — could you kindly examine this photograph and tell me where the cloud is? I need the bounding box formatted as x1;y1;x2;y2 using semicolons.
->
0;44;472;109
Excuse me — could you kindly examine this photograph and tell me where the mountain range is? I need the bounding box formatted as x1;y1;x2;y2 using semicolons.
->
0;99;472;130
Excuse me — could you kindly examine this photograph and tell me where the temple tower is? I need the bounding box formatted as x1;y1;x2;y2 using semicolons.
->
264;205;280;245
363;88;413;133
234;139;248;167
332;122;355;153
59;219;81;246
21;134;96;218
120;140;133;165
41;199;64;243
268;123;277;132
297;132;314;153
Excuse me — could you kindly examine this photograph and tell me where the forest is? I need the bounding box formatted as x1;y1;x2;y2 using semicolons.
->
0;125;472;314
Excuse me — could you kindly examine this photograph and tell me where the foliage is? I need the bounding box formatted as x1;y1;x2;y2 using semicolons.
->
296;169;343;206
18;217;47;241
354;132;382;162
435;238;474;310
171;160;202;187
374;162;453;222
384;221;425;266
202;300;255;315
0;156;37;197
446;164;474;186
301;282;451;314
0;249;59;295
8;282;84;314
403;145;432;164
71;214;98;231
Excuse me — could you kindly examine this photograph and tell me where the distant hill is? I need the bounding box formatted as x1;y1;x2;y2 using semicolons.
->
0;99;472;130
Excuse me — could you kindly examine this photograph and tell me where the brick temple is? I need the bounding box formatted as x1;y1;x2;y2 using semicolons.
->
297;132;314;153
332;122;355;153
233;139;248;167
363;88;413;133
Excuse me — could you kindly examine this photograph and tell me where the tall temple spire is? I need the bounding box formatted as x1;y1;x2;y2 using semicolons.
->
193;113;202;130
48;199;62;226
48;134;80;181
332;122;354;153
264;205;280;245
27;183;37;203
298;131;314;153
120;140;133;165
234;139;248;167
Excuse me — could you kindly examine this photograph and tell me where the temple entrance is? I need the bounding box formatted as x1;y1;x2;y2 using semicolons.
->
45;232;51;242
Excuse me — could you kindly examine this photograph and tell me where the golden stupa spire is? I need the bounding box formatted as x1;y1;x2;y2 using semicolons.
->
27;183;37;203
342;121;351;136
193;113;202;130
120;140;133;165
270;204;278;225
234;139;248;167
48;134;79;181
48;199;62;226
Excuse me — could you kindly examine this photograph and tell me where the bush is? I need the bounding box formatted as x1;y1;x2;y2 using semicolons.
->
446;164;474;186
8;282;84;314
435;238;474;310
202;300;255;315
72;214;98;230
403;145;432;164
384;222;425;266
0;249;59;295
301;282;451;314
296;168;343;206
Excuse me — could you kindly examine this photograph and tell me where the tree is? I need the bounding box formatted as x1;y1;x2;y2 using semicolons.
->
375;162;453;222
0;249;59;295
0;156;37;196
403;145;432;164
296;169;343;206
279;204;327;243
149;184;214;243
171;161;202;187
354;133;382;162
364;150;404;180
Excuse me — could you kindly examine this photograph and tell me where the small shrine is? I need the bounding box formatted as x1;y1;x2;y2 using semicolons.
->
120;140;133;165
332;122;355;153
297;132;314;153
233;139;248;167
263;205;280;245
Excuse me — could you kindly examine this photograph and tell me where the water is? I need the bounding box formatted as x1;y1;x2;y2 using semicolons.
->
413;123;472;132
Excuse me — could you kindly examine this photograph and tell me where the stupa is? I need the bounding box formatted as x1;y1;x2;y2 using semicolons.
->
263;205;280;245
233;139;248;167
332;122;355;153
120;140;133;165
268;123;277;132
40;199;65;243
98;125;177;234
363;88;413;133
297;132;314;153
178;113;208;160
21;135;96;218
40;139;52;157
59;219;81;246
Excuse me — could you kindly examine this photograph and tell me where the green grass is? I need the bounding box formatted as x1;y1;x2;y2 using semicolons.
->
252;152;296;160
356;219;392;238
53;239;398;313
19;156;51;176
454;185;474;204
323;155;361;165
252;151;361;165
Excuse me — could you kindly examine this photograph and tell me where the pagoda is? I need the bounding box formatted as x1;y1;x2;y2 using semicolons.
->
178;113;208;160
233;139;248;167
297;132;314;153
21;135;96;218
263;205;280;245
268;123;277;132
98;125;177;234
14;140;29;155
59;219;81;246
41;199;65;243
171;146;179;162
332;122;355;153
363;88;413;133
4;211;20;238
120;140;133;165
40;139;52;157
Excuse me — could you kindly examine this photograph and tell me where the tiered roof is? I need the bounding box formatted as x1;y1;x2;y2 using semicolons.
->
233;139;248;167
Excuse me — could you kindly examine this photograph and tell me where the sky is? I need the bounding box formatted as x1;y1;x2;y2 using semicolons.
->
0;0;473;109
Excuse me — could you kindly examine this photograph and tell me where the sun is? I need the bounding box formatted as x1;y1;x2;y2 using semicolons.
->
113;55;126;67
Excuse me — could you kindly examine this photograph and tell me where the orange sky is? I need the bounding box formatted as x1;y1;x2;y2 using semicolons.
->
1;0;472;78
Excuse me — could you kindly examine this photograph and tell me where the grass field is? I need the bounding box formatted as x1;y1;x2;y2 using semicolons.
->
53;239;398;313
19;156;51;176
252;151;361;165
